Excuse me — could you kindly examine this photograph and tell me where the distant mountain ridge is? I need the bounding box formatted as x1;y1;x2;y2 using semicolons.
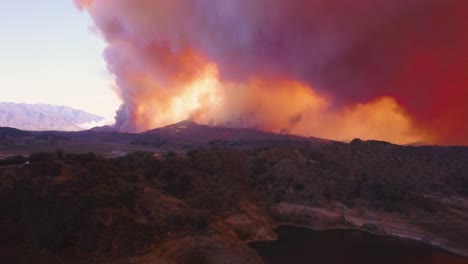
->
0;102;106;131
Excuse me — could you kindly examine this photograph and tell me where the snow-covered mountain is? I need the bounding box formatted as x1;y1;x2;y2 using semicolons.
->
0;102;106;131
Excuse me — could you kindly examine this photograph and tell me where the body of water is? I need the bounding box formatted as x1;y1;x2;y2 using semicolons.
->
249;226;468;264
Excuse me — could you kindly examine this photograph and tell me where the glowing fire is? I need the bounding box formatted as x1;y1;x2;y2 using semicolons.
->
130;64;222;130
126;61;428;145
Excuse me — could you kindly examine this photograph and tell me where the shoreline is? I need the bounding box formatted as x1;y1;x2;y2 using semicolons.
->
269;223;468;257
259;203;468;257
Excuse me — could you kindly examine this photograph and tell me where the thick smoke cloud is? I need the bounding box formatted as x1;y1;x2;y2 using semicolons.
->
76;0;468;145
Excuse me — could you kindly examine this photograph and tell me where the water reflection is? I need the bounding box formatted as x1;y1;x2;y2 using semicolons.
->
249;226;468;264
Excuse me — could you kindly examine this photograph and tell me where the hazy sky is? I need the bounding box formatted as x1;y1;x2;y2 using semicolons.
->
0;0;121;119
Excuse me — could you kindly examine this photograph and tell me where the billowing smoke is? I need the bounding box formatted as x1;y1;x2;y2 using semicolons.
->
76;0;468;145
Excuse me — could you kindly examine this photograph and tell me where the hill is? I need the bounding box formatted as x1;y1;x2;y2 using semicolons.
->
134;120;327;150
0;127;31;140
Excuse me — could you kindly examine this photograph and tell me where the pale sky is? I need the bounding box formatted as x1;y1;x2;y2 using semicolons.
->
0;0;121;119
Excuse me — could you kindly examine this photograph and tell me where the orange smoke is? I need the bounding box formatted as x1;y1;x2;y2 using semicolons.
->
124;56;428;144
76;0;466;145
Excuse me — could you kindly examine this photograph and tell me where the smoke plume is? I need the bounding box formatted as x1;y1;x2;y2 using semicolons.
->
76;0;468;145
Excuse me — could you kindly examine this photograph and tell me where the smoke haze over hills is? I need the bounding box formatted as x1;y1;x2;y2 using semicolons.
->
76;0;468;145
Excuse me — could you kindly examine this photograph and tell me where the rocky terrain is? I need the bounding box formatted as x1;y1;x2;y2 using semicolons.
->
0;102;105;131
0;127;467;263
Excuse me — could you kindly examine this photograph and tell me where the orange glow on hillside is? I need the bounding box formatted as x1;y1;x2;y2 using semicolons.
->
126;59;429;144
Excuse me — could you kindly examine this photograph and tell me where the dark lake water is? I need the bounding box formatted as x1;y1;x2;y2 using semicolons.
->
249;226;468;264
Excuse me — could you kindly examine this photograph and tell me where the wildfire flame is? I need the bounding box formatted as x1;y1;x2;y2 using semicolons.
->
123;60;428;144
